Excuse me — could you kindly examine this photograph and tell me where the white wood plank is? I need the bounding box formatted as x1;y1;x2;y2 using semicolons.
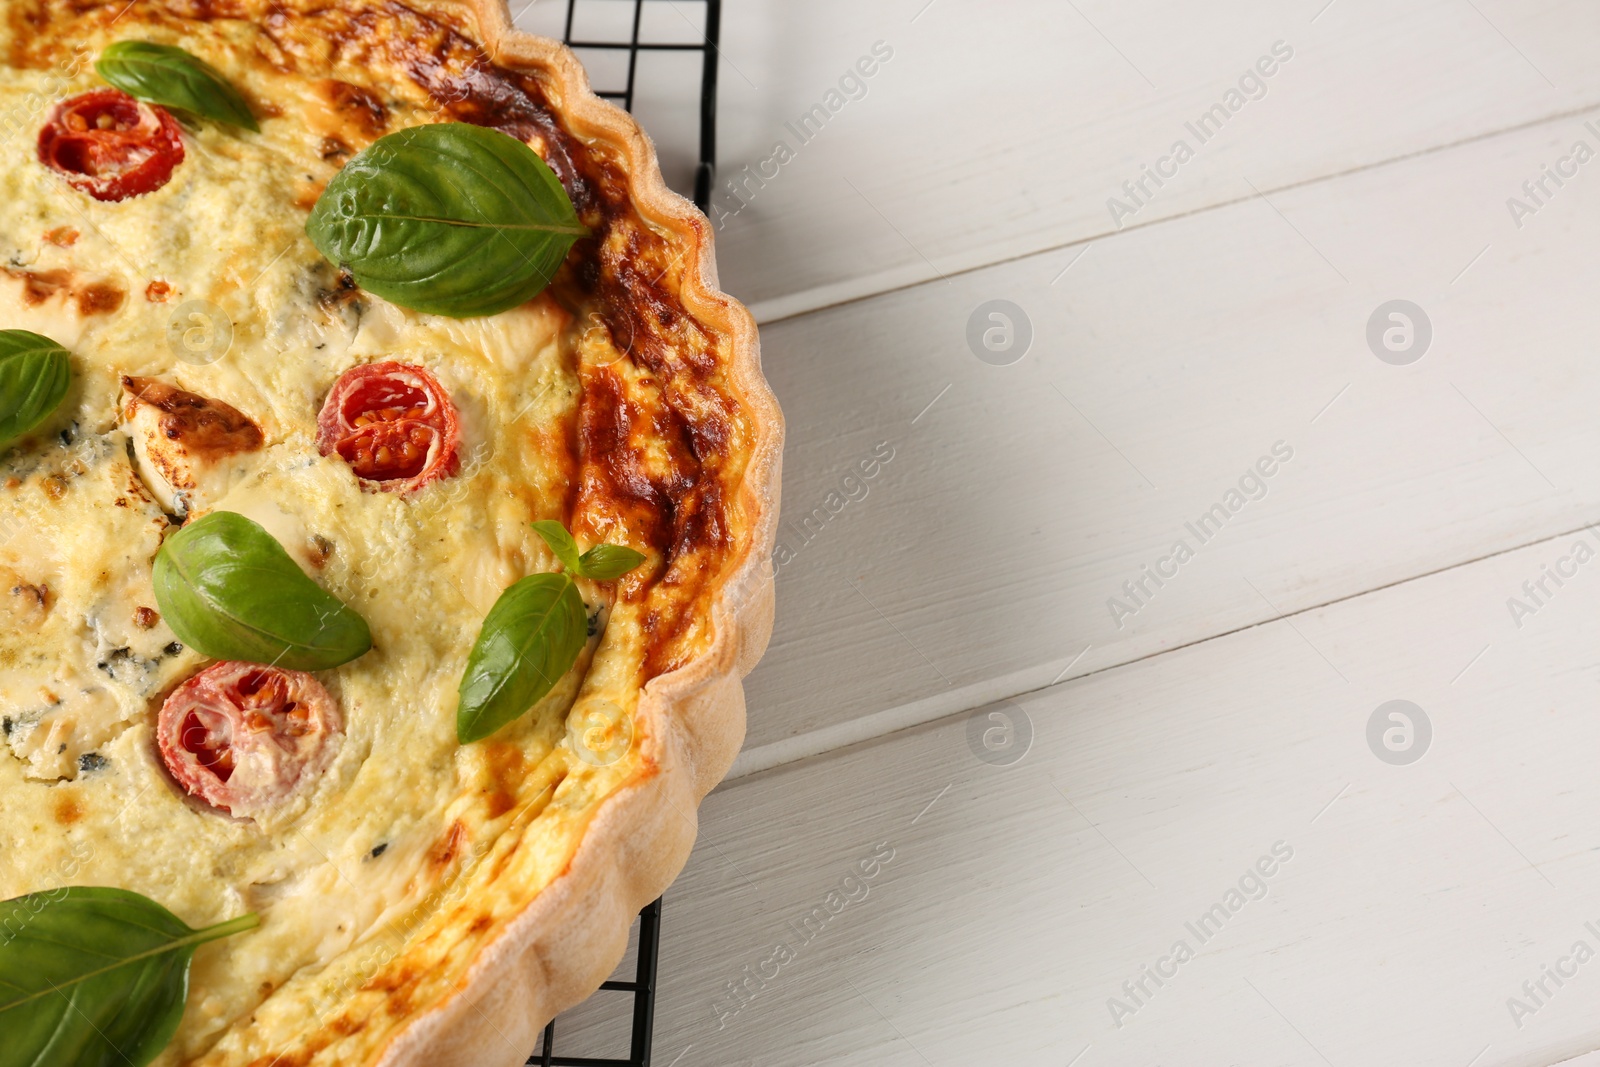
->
557;524;1600;1066
496;6;1600;1063
526;0;1600;315
732;97;1600;768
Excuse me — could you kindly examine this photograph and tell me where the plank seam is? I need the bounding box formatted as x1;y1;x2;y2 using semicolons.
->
746;100;1600;327
724;515;1600;784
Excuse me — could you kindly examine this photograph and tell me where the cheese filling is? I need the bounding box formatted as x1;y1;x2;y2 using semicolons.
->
0;22;655;1064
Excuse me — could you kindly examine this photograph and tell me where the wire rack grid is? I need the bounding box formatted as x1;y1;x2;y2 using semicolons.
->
559;0;721;211
528;1;722;1062
530;898;663;1066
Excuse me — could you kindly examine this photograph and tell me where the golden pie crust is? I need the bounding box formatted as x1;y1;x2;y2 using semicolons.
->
0;0;781;1063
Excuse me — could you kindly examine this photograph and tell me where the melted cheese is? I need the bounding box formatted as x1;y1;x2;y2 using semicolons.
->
0;14;659;1066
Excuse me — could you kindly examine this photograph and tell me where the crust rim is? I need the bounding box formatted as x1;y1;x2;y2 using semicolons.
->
365;3;782;1065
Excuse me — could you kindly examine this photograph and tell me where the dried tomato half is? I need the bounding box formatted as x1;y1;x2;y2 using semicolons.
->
316;362;461;493
157;661;342;819
38;89;185;201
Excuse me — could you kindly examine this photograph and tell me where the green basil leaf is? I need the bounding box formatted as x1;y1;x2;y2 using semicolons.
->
457;573;586;743
306;123;586;318
577;543;646;581
153;511;371;670
0;886;257;1067
96;41;258;131
0;330;70;453
531;520;645;581
531;519;584;574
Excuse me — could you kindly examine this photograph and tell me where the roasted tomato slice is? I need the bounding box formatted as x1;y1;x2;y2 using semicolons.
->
316;362;461;493
157;662;342;819
37;89;185;202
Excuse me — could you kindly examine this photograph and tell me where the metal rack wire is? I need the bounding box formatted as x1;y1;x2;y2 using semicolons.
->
527;3;720;1062
561;0;721;211
531;898;662;1066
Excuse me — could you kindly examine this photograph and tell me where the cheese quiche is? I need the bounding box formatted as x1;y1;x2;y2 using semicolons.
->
0;1;780;1064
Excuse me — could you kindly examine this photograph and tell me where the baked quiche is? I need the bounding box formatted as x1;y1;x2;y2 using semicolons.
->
0;1;781;1064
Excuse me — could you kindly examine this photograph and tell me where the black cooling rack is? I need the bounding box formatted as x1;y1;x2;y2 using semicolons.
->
531;897;663;1066
527;2;721;1063
560;0;721;211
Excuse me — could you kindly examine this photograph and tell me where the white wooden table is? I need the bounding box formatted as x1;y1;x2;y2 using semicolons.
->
520;1;1600;1064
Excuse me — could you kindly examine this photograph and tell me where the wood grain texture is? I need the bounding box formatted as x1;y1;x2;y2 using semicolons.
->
697;0;1597;316
510;3;1600;1064
735;97;1600;773
560;523;1600;1066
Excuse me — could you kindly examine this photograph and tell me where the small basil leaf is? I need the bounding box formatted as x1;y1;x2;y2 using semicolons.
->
531;519;583;573
306;123;586;318
0;886;257;1067
96;41;258;131
153;511;372;670
577;543;646;581
457;573;586;743
0;330;70;453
